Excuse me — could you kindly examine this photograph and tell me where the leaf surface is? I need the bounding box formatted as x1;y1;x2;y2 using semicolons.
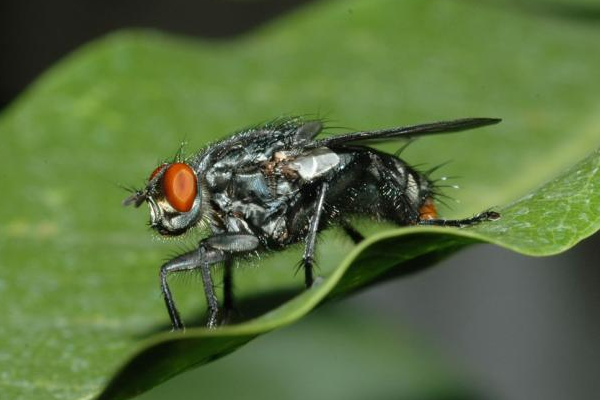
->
0;0;599;399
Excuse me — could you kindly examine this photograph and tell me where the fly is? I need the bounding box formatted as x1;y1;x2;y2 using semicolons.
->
123;116;501;330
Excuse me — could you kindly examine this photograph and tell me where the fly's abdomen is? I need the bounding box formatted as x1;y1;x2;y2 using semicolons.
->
326;148;433;225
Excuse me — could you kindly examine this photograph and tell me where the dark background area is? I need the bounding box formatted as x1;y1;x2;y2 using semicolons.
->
0;0;311;109
2;1;598;399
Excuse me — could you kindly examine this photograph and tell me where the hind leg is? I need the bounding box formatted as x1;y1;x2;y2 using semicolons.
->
418;210;500;227
340;220;365;244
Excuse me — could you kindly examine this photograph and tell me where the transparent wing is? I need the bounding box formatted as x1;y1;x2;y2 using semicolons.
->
311;118;501;147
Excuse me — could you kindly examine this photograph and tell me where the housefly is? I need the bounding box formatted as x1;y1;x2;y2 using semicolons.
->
123;116;501;330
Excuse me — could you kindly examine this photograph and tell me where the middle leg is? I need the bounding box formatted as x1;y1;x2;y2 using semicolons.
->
302;182;329;288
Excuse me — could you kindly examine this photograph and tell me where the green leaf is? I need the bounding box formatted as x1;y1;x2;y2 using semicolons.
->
136;305;481;400
0;0;598;399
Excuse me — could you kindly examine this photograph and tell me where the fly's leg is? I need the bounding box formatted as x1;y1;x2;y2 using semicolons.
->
222;258;234;324
160;262;185;331
417;210;500;227
160;234;259;330
340;220;364;244
199;249;220;329
205;234;258;325
302;182;329;288
160;245;226;330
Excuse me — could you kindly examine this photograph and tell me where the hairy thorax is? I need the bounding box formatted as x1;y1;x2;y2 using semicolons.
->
204;146;344;246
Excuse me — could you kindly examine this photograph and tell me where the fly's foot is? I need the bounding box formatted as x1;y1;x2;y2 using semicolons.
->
478;210;501;222
171;319;184;332
311;276;324;288
220;307;237;326
300;258;325;288
219;307;241;326
206;307;219;329
302;256;314;288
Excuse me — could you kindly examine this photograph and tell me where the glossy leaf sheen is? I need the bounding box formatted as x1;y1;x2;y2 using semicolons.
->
0;0;599;399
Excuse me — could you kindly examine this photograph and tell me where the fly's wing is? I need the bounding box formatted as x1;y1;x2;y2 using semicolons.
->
290;120;323;144
310;118;501;148
250;116;323;146
232;117;323;146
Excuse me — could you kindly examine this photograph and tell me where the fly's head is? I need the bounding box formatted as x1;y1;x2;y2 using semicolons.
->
123;162;204;236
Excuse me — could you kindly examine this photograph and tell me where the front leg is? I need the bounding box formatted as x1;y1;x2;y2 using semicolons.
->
160;245;226;330
160;234;259;330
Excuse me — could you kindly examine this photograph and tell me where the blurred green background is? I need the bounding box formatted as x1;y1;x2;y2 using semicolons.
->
1;1;599;399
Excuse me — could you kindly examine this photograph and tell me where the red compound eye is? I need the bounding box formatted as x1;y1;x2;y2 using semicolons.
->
162;163;197;212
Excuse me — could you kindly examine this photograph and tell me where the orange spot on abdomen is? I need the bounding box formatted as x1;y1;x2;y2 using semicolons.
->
419;198;437;220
